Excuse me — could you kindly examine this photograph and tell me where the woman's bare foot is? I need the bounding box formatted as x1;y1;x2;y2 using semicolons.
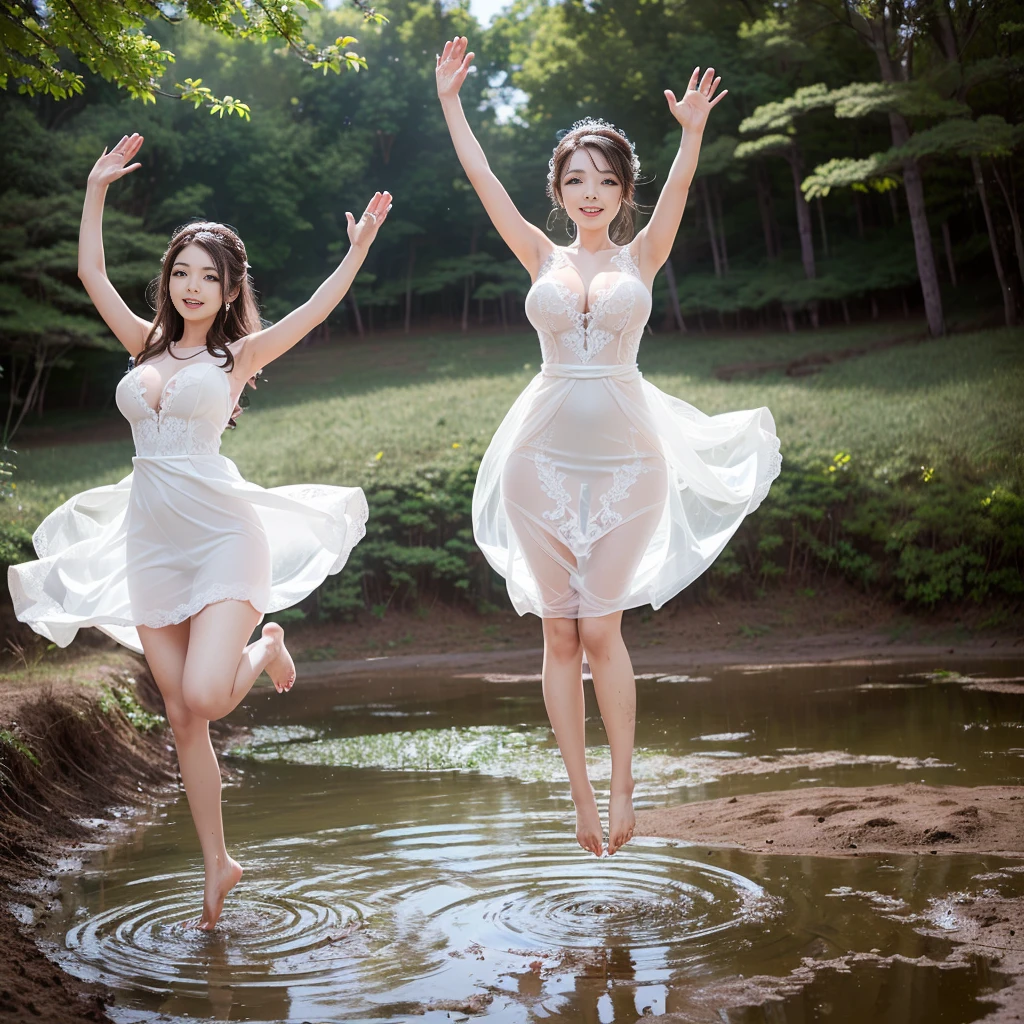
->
606;784;635;856
572;787;604;857
185;857;243;931
262;622;296;693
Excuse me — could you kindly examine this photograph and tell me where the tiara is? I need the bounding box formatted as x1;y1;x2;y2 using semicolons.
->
549;117;641;182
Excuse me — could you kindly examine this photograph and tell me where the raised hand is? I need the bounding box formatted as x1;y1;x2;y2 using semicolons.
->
346;190;393;249
664;68;727;132
436;35;474;101
88;133;144;188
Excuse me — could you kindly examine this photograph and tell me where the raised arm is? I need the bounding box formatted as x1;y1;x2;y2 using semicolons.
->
238;191;392;375
79;134;152;356
634;68;727;280
436;36;551;279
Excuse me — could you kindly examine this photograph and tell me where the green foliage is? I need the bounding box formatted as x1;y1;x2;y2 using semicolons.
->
723;455;1024;608
0;520;33;568
98;680;165;733
0;0;383;116
0;729;39;767
317;459;484;618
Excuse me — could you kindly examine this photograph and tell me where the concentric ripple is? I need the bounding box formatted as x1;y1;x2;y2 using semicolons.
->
64;873;365;992
397;839;777;970
59;815;779;1009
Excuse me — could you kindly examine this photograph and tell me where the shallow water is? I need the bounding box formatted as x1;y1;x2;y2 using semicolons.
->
39;659;1024;1022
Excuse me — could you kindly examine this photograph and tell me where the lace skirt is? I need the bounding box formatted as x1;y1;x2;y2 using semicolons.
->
8;454;367;654
472;370;782;618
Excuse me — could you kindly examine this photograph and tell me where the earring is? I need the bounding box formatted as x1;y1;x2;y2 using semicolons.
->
224;302;231;312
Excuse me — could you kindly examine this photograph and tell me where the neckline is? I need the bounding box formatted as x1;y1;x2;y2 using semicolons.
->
130;361;230;419
542;243;635;315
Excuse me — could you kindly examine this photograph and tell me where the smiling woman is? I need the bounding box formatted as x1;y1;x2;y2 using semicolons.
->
435;36;780;863
7;132;393;933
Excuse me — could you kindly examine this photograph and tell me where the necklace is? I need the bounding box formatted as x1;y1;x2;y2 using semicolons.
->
169;341;209;360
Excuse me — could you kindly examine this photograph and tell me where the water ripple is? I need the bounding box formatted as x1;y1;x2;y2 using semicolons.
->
61;820;778;999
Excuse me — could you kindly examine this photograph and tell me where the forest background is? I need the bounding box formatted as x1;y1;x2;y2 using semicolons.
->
1;0;1022;636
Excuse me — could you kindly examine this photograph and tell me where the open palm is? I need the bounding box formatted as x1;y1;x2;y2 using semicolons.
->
88;133;144;188
347;190;393;248
436;36;474;100
665;67;727;132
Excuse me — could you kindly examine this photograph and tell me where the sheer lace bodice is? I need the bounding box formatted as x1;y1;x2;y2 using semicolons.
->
12;346;368;653
475;239;782;619
524;243;651;366
114;354;236;457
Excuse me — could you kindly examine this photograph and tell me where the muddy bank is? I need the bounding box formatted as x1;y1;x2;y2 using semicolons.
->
636;784;1024;858
277;583;1023;672
0;661;175;1024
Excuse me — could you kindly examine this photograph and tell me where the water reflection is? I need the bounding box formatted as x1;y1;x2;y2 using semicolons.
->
41;659;1024;1023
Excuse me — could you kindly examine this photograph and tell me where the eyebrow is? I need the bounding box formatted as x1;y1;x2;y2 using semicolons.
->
173;261;218;271
563;166;617;177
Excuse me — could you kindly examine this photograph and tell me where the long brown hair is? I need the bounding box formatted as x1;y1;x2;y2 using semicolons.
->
547;118;641;245
137;222;261;371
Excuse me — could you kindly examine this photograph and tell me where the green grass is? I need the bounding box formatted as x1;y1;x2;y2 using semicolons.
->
5;322;1023;536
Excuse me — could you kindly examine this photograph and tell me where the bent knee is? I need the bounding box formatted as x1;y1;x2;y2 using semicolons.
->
544;619;581;661
180;675;226;722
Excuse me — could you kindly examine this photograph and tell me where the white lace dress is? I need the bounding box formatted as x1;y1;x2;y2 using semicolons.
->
473;243;782;618
8;348;367;654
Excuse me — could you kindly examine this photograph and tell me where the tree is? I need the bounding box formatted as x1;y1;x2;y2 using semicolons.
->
802;0;959;337
0;0;384;117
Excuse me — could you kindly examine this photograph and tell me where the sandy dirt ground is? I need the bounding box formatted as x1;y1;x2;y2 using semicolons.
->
635;783;1024;859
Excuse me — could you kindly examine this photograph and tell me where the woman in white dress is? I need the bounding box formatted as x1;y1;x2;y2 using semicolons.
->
436;39;781;857
8;133;392;928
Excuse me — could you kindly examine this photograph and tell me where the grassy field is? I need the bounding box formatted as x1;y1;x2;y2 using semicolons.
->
5;322;1023;536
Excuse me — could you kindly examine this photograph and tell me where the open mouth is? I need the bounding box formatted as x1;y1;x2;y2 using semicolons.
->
182;299;204;309
580;207;603;218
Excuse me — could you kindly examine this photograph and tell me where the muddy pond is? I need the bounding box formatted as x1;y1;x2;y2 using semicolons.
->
35;658;1024;1022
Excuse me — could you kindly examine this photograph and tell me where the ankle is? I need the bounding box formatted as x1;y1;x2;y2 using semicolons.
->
610;778;635;798
569;785;597;807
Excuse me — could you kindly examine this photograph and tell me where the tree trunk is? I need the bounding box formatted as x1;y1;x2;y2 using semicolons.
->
972;154;1016;326
755;164;777;260
713;180;729;273
853;193;865;239
461;223;478;333
816;196;830;258
348;292;364;340
788;150;816;280
990;161;1024;289
404;241;417;334
788;149;818;328
699;179;723;277
663;257;686;333
872;27;945;336
941;220;957;286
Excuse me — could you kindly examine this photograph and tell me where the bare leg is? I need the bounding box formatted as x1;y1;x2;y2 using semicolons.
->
542;617;603;857
138;622;243;930
578;613;636;856
181;600;293;722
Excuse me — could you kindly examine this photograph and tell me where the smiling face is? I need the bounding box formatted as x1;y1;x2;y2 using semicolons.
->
560;146;623;237
168;242;225;324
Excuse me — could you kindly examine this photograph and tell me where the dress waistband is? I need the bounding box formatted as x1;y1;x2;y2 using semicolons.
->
541;362;642;381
